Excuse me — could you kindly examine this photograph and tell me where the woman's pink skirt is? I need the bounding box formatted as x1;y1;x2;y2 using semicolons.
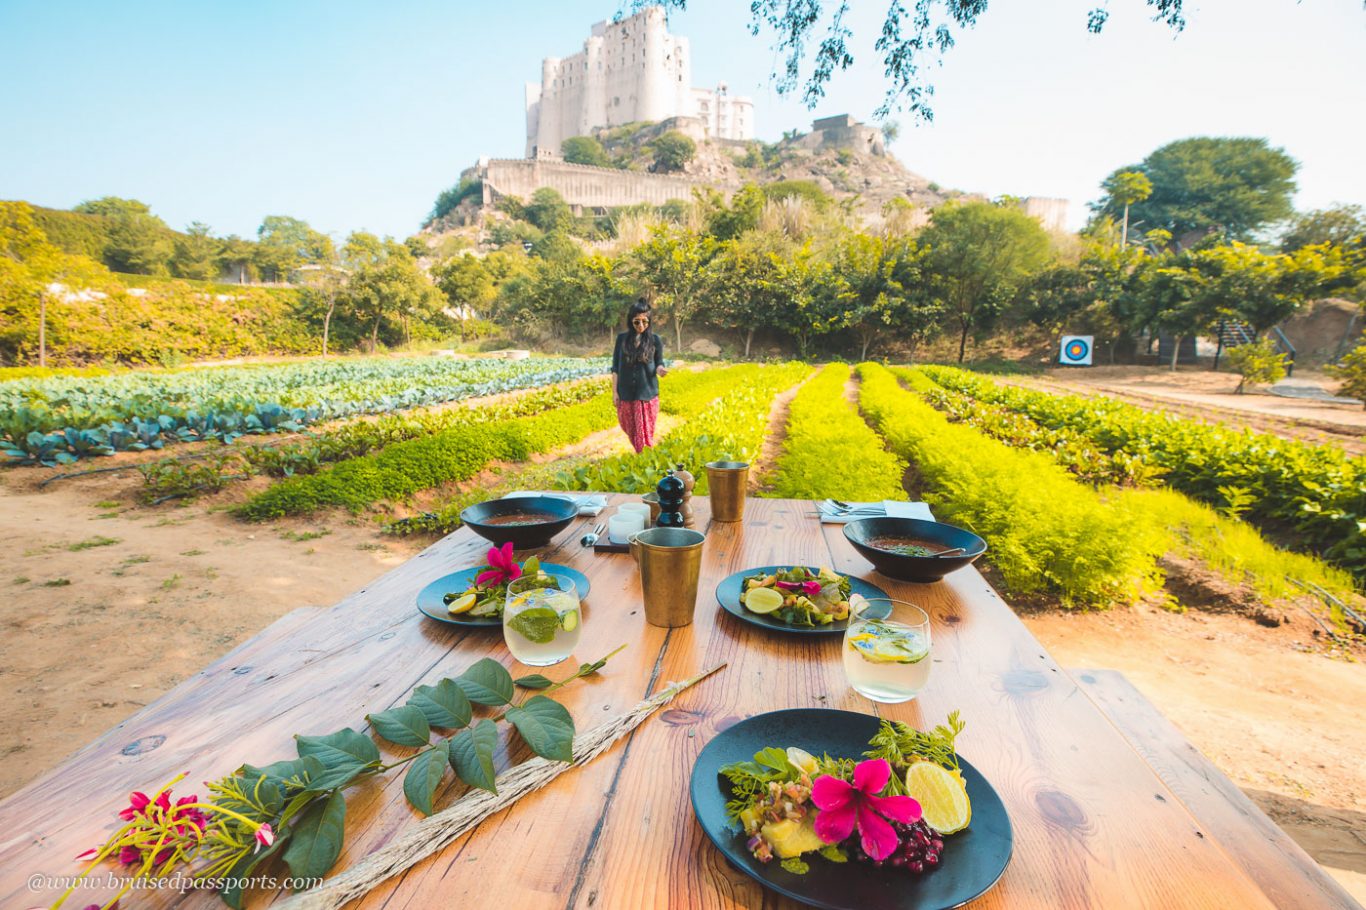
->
616;397;660;453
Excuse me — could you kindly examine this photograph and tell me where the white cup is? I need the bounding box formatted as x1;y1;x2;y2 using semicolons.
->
617;503;651;521
609;513;646;544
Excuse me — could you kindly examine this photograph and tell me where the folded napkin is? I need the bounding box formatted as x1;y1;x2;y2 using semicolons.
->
817;499;936;524
502;490;607;516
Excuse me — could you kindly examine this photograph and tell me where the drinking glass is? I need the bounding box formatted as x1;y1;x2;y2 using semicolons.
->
842;598;931;703
504;575;581;667
608;512;646;544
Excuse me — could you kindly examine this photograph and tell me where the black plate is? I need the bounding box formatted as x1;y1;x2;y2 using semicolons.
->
716;566;889;636
690;709;1013;910
459;495;579;549
844;519;987;584
416;564;591;627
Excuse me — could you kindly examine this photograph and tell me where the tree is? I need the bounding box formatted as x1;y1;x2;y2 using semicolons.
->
1281;204;1366;252
339;241;443;352
1327;334;1366;409
1225;339;1287;393
1183;241;1343;335
102;210;174;275
880;119;901;144
652;131;696;173
1102;171;1152;248
72;197;154;218
561;136;613;168
633;0;1189;121
702;184;765;241
255;216;334;282
626;224;717;350
1095;138;1298;242
770;243;840;358
523;188;574;235
172;222;220;281
1131;257;1213;371
825;231;915;360
917;200;1053;362
706;231;791;358
433;254;495;340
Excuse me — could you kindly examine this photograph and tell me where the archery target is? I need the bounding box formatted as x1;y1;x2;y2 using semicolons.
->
1060;335;1093;366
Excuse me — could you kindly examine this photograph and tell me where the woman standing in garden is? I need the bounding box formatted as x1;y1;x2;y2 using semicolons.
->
612;299;668;453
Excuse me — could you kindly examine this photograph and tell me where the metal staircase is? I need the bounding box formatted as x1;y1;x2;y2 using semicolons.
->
1213;319;1296;376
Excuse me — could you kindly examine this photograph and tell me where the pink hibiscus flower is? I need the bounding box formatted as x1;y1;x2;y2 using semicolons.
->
811;759;922;861
776;579;822;596
475;542;522;588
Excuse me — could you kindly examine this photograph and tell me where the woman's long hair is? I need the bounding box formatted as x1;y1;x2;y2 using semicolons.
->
626;300;656;365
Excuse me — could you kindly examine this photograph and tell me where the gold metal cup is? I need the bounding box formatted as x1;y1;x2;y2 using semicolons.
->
705;460;750;522
629;527;705;627
642;491;660;526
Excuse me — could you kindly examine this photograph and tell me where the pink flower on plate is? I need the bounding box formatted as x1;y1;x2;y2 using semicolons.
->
475;542;523;588
776;580;822;597
811;759;922;861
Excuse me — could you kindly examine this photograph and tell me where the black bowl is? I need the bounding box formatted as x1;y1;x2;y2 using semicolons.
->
844;517;987;583
459;496;578;549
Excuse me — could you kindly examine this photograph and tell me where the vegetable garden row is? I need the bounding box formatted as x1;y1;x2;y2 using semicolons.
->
0;356;605;465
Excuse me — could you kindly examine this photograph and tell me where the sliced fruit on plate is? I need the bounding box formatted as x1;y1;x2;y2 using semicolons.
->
905;761;971;834
743;586;786;614
786;747;819;776
761;817;827;858
446;592;477;615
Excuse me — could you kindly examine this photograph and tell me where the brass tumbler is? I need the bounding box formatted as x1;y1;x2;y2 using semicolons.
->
629;527;705;627
642;491;661;526
705;460;750;522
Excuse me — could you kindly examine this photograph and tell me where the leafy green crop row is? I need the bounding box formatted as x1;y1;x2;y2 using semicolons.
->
919;365;1366;577
898;368;1358;603
557;363;811;495
859;363;1163;607
237;367;734;519
1;356;605;466
767;363;905;501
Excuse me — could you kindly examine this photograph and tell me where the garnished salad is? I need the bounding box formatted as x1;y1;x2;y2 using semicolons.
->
741;566;855;626
443;542;558;618
719;713;969;876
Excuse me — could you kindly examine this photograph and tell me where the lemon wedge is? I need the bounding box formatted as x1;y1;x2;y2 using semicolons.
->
446;592;477;615
905;761;971;834
786;747;819;776
742;586;785;614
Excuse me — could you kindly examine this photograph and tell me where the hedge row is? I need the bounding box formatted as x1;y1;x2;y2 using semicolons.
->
919;365;1366;577
767;363;905;501
859;363;1163;607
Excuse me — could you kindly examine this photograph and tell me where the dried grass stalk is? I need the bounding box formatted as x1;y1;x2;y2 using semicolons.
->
275;665;725;910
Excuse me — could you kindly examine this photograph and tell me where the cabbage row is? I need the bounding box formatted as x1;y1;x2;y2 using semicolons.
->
0;356;606;466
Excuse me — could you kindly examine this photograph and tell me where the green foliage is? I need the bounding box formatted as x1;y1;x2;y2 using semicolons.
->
860;363;1164;606
138;453;247;503
561;135;613;168
762;180;833;212
768;362;905;500
651;130;696;173
919;364;1366;579
524;188;574;234
429;177;483;224
1095;137;1298;241
1327;333;1366;407
625;224;718;347
238;389;619;518
1281;204;1366;253
255;215;334;282
559;363;810;494
1224;339;1288;392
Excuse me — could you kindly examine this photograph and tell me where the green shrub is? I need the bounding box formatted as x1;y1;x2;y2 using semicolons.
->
1224;339;1288;392
768;363;904;501
860;363;1163;606
651;131;696;173
1327;332;1366;406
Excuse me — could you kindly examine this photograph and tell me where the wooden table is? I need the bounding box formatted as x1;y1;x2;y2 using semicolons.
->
0;497;1351;909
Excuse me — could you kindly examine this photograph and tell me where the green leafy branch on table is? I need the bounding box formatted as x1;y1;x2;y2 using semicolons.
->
54;646;624;910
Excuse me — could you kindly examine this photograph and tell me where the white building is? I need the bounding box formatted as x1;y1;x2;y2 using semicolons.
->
524;6;754;158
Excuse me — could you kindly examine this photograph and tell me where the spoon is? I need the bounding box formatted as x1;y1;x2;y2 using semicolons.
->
934;547;967;558
580;523;605;547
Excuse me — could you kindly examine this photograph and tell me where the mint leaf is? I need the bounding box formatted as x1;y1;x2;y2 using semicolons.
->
505;695;575;762
507;607;560;644
780;857;810;874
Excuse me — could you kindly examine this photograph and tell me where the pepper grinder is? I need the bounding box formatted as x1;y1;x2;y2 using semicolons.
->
674;463;696;528
655;469;686;528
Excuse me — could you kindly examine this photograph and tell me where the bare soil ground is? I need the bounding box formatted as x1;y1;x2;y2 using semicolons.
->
1015;365;1366;454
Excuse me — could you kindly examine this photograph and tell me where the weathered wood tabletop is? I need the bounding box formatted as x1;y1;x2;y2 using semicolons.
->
0;496;1346;909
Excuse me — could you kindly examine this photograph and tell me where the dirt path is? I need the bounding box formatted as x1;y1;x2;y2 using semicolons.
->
1012;366;1366;454
1024;606;1366;901
751;371;811;492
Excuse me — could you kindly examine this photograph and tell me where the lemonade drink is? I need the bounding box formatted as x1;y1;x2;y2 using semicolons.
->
843;602;931;703
504;578;581;667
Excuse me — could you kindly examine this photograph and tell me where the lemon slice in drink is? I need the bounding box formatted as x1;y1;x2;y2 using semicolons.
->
446;592;477;615
905;762;971;834
743;586;785;614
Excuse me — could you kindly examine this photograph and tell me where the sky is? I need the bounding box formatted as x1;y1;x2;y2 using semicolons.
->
1;0;1362;239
